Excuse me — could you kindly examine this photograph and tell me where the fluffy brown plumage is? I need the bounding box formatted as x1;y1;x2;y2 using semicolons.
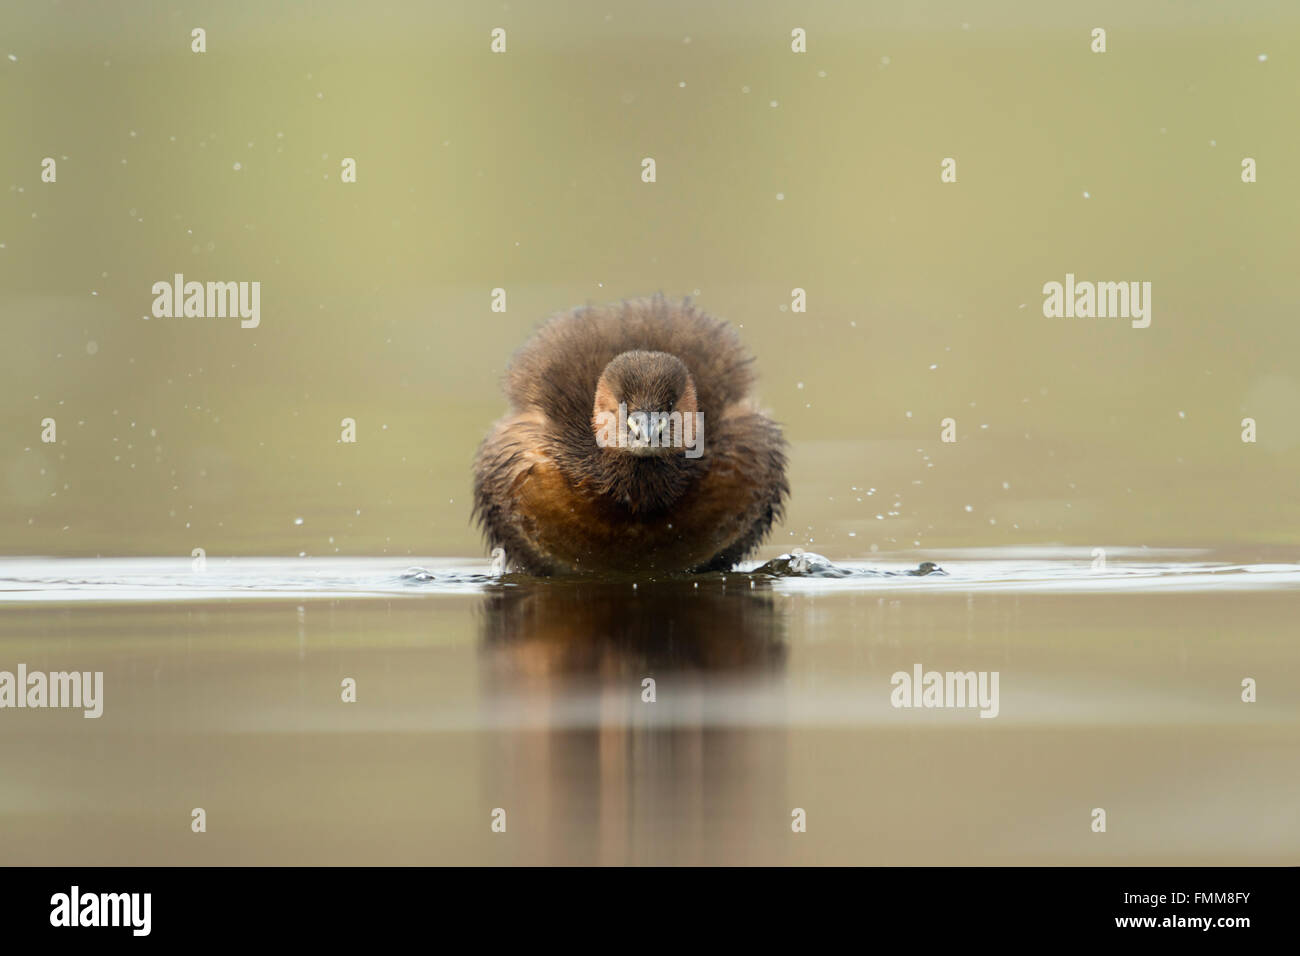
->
472;296;788;574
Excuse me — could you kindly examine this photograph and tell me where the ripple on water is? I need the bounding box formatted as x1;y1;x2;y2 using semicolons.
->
0;551;1296;602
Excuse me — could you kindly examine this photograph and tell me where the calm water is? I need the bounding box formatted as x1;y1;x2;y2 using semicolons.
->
2;550;1296;865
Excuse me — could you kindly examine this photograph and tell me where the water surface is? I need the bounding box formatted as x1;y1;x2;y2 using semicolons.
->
2;549;1295;865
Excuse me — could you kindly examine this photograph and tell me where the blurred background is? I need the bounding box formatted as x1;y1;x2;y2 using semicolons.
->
3;0;1299;559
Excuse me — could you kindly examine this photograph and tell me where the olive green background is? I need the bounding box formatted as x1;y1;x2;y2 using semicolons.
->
4;0;1298;558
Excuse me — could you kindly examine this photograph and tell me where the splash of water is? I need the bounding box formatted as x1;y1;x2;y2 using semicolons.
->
753;549;945;579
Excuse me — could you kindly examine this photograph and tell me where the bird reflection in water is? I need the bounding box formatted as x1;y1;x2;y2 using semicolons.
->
475;576;792;864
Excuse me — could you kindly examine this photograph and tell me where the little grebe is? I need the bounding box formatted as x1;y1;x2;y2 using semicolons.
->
472;296;788;574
